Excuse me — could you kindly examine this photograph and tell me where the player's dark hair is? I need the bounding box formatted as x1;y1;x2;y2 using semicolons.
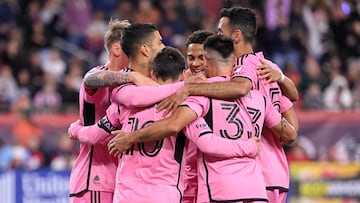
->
204;35;234;59
219;7;257;42
185;30;214;47
153;46;186;81
121;23;157;58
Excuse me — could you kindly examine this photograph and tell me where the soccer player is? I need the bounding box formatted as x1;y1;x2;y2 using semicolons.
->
69;46;222;202
69;22;165;202
185;30;214;77
69;19;135;203
217;7;299;202
70;45;261;203
108;35;297;202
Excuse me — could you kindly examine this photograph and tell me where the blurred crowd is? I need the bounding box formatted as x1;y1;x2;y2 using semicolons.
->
0;0;360;170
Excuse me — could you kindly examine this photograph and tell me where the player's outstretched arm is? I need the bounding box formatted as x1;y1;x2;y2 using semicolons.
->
111;82;184;108
185;78;251;100
108;106;198;155
184;117;260;158
156;77;252;115
84;70;156;89
68;118;114;145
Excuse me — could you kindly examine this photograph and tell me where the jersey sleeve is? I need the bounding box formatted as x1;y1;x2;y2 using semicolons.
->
68;121;113;145
279;95;293;113
263;95;282;128
180;96;209;118
183;117;258;158
69;104;123;145
231;58;258;89
111;82;184;107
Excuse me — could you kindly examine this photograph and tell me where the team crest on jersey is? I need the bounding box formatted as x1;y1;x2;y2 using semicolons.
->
234;66;243;73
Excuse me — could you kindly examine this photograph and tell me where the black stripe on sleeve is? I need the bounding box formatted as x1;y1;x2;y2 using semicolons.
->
199;131;213;137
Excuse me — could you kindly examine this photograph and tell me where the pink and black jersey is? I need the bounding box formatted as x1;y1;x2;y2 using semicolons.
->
260;96;293;192
232;52;293;191
69;67;131;196
180;76;281;202
113;105;189;203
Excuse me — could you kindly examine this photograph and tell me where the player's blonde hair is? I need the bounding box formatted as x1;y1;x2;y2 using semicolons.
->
104;19;130;54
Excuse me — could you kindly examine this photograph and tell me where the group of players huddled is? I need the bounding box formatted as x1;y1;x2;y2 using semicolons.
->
67;6;299;203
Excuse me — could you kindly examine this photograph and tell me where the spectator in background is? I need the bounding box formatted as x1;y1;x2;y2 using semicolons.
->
322;54;353;110
26;136;45;170
61;0;91;46
1;34;26;80
58;60;83;112
302;0;331;59
0;138;13;170
25;49;45;98
323;72;353;111
286;142;311;162
33;78;62;113
346;58;360;109
11;109;43;148
83;10;107;57
300;55;329;96
50;132;77;171
41;48;66;82
10;137;30;169
0;65;18;112
111;0;134;22
302;83;324;109
27;19;51;49
133;0;161;26
184;0;205;31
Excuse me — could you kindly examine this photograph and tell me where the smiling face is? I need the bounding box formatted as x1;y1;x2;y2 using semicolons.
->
186;43;206;76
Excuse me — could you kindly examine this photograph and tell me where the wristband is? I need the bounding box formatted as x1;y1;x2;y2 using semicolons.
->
278;72;285;83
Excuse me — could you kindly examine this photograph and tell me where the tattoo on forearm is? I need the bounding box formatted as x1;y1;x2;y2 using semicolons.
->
280;118;287;134
120;72;129;84
85;71;129;88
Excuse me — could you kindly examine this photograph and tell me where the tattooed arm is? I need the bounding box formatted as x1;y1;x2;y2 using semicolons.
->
84;70;157;89
279;107;298;144
270;117;297;145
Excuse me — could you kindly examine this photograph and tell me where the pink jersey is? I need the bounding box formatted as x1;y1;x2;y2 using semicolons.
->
69;66;128;196
232;52;293;191
260;96;293;192
111;82;183;107
181;77;281;202
113;105;189;203
68;103;127;146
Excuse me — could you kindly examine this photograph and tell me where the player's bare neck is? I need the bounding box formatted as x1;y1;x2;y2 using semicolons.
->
235;43;253;58
128;61;151;77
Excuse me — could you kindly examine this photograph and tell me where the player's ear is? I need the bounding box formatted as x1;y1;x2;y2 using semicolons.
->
111;42;121;57
180;69;186;81
232;29;242;43
150;70;156;80
140;44;150;57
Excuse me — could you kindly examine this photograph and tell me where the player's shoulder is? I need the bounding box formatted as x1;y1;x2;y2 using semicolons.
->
241;90;267;105
86;65;107;74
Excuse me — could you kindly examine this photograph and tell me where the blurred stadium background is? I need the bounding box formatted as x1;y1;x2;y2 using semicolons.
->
0;0;359;202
